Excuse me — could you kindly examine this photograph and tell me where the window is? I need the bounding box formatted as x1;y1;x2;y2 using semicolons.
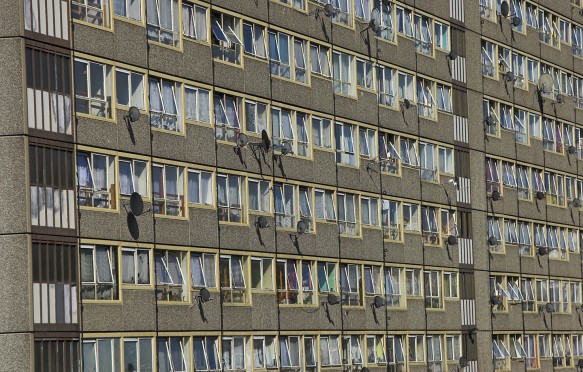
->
187;169;213;206
32;242;78;325
424;270;442;309
377;65;396;106
514;108;528;143
121;248;150;285
26;48;72;134
114;0;141;21
271;106;306;156
35;339;79;371
446;335;461;362
419;142;437;181
488;217;503;252
248;178;270;213
521;278;535;311
269;31;291;78
119;158;148;197
360;196;379;226
426;335;443;371
373;0;394;41
438;146;454;175
341;263;362;306
334;122;356;166
276;259;314;305
396;6;413;37
387;335;406;369
434;21;449;50
403;203;420;231
149;77;182;132
317;262;337;293
124;338;153;372
251;257;273;290
342;335;364;366
253;336;278;369
332;51;355;95
385;267;403;307
481;40;496;78
536;278;549;303
80;245;118;300
211;12;242;64
77;152;115;209
158;337;189;372
193;337;220;371
509;335;527;359
444;272;458;298
293;38;309;84
527;58;540;84
485;157;500;193
398;71;414;101
116;69;145;111
220;255;247;303
571;281;581;304
182;2;207;42
364;265;383;295
152;164;185;216
29;144;75;229
573;25;583;57
560;19;571;44
421;206;439;244
492;335;510;370
279;336;301;369
512;52;526;88
315;189;336;221
217;174;244;223
214;93;241;142
319;335;341;366
191;252;216;289
408;335;425;362
312;116;332;149
155;250;187;301
25;0;70;39
516;165;530;199
222;337;246;371
245;100;268;134
184;86;211;124
414;14;433;55
82;339;119;372
436;84;452;113
504;218;518;245
74;59;113;118
417;78;435;118
299;186;313;228
406;268;422;296
356;59;374;90
310;43;331;77
480;0;495;20
539;334;551;358
278;0;305;10
525;2;538;29
274;183;296;229
366;335;386;365
382;199;401;241
337;192;357;235
146;0;180;46
72;0;110;27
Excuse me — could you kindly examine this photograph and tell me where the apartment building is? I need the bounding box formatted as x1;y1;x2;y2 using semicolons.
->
2;0;583;370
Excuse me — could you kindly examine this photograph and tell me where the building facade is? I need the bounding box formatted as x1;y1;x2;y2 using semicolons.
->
2;0;583;370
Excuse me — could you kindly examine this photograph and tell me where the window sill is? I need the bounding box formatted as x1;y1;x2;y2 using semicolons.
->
183;35;210;47
185;119;213;128
148;39;183;52
72;19;113;32
151;126;186;137
187;203;216;210
122;284;154;290
112;15;145;27
79;206;119;213
339;233;361;239
157;300;192;305
76;112;117;124
219;221;249;227
154;213;188;220
213;57;244;69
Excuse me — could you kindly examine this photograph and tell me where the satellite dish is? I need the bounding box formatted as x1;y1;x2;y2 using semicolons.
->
127;106;141;123
573;198;581;208
536;191;545;200
297;220;308;234
447;235;458;246
199;288;211;303
500;0;510;17
369;8;383;32
545;303;554;313
488;236;498;246
402;99;412;110
261;130;271;152
459;357;468;368
327;293;339;305
568;145;577;155
129;192;144;216
127;212;139;240
280;142;293;156
511;16;522;27
538;73;554;94
323;3;338;17
538;246;548;256
447;50;458;61
256;216;268;229
504;71;515;82
556;94;564;104
491;190;501;201
373;295;385;308
237;133;249;148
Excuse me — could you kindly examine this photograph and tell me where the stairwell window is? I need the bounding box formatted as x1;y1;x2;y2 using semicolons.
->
149;77;182;132
146;0;180;47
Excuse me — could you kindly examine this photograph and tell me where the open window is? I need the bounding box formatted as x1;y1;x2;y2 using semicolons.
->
74;59;113;118
309;43;331;78
149;77;182;132
340;263;362;306
211;11;242;64
193;337;220;371
182;2;207;42
217;174;244;223
421;206;439;244
342;335;364;366
219;255;247;303
158;337;189;372
80;245;118;300
279;336;301;369
387;335;406;369
77;152;115;209
317;262;337;293
366;335;386;365
155;250;187;301
214;93;241;142
119;158;148;197
269;31;291;78
414;14;433;55
191;252;216;289
146;0;180;46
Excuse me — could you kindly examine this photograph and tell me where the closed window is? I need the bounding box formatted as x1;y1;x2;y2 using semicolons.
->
184;86;211;123
332;51;355;95
214;93;241;142
251;257;273;290
123;338;153;372
276;259;314;305
315;189;336;221
364;265;382;295
366;335;386;364
82;339;119;372
222;336;246;370
310;43;331;77
320;335;341;366
334;122;356;165
121;248;150;285
340;263;362;306
187;169;213;206
119;158;148;197
337;192;357;235
312;116;332;149
274;183;296;228
385;267;403;307
356;58;374;90
248;178;270;213
377;65;396;106
152;164;185;216
115;69;145;109
220;255;247;303
269;31;291;78
191;252;216;288
424;270;442;308
360;196;379;226
149;77;182;132
217;174;244;223
253;336;278;369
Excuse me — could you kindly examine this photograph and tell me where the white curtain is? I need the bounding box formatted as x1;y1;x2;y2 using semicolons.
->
198;89;210;123
122;251;135;283
80;248;94;283
195;6;207;40
231;258;244;287
228;176;240;207
253;340;264;368
191;254;205;286
137;251;150;284
95;247;113;283
185;87;197;121
148;79;162;112
119;161;133;195
188;171;200;204
92;155;107;191
165;166;177;199
76;154;93;188
203;255;215;287
201;172;212;205
325;192;335;220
